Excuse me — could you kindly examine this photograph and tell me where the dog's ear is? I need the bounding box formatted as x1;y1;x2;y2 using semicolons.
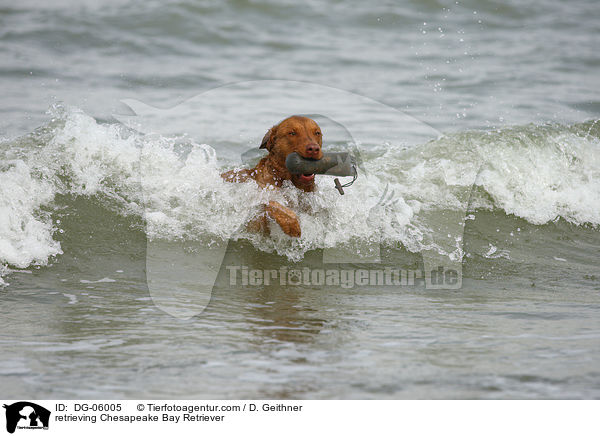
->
259;129;271;149
259;125;277;151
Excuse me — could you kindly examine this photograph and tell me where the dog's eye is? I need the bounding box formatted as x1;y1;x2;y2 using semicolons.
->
315;131;321;136
289;131;296;136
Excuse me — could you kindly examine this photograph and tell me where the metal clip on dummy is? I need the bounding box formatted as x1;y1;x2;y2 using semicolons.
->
285;152;358;195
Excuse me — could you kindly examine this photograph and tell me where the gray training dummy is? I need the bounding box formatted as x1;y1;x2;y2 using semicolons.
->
285;152;357;194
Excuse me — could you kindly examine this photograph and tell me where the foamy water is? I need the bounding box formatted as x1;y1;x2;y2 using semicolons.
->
1;107;598;282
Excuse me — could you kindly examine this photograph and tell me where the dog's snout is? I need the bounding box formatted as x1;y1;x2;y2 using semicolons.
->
305;143;321;158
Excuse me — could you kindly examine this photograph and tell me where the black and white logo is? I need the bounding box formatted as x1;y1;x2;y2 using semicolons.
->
3;402;50;434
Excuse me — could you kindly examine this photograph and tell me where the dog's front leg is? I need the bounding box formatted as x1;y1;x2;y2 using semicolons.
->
265;200;301;237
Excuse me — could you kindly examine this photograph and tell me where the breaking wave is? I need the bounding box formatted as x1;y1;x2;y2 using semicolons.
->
1;106;598;284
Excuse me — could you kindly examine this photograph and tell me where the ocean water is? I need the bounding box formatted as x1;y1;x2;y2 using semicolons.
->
1;0;599;399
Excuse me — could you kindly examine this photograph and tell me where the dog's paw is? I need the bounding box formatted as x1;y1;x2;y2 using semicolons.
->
266;201;301;237
281;219;301;238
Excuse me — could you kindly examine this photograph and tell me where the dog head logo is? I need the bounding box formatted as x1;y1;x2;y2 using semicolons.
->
3;402;50;434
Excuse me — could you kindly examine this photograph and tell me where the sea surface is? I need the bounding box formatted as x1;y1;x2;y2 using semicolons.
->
1;0;599;399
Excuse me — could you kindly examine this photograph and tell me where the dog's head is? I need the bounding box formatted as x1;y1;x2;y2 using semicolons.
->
260;115;323;189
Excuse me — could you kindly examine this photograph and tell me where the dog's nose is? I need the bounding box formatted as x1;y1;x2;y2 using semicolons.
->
305;143;321;158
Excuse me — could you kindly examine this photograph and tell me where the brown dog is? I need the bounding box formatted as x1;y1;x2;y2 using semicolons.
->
221;115;323;237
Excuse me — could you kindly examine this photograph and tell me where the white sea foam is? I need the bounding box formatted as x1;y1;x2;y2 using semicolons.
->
473;127;600;225
0;159;62;278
